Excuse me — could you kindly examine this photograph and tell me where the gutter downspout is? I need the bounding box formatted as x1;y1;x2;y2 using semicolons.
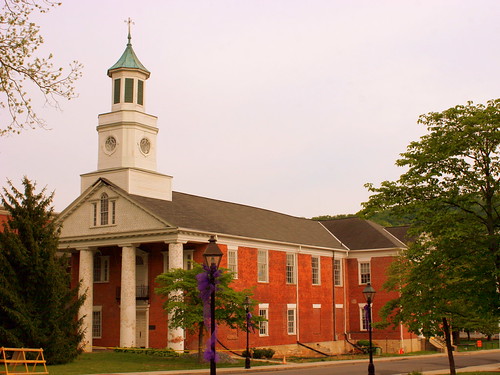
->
343;257;348;339
332;254;336;341
296;246;301;342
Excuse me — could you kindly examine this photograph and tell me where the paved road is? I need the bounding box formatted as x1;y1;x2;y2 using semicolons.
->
218;350;500;375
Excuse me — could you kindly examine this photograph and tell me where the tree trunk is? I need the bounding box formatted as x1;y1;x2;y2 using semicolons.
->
443;317;456;375
452;330;460;345
197;322;204;363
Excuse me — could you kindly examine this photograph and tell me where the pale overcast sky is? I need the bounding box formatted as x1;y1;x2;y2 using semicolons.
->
1;0;499;218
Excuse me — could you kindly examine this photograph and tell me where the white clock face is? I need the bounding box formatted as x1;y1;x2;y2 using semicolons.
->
140;138;151;154
105;136;117;152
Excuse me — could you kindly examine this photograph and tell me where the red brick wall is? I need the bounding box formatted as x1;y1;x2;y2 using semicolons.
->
69;241;411;351
346;255;410;341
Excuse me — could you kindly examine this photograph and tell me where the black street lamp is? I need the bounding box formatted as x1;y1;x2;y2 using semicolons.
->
243;295;251;369
203;235;223;375
363;283;376;375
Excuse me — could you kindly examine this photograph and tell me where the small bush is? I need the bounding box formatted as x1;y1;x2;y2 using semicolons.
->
356;340;379;354
407;372;422;375
251;348;275;359
113;347;179;357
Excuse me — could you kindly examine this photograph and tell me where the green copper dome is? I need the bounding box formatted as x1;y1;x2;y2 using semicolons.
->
107;35;150;78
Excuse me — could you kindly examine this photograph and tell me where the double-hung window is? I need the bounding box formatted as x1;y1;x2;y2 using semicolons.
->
92;193;116;226
359;261;371;284
92;306;102;338
286;253;296;284
257;250;268;282
227;248;238;278
359;304;370;331
311;256;320;285
334;259;342;286
287;305;297;335
258;304;269;336
94;255;110;283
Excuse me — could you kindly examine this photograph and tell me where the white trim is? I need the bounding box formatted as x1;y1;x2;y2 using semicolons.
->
335;304;344;309
313;304;321;309
258;303;269;309
287;303;297;308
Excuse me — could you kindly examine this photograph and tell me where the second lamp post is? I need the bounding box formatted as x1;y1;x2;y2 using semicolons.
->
243;296;251;369
363;283;376;375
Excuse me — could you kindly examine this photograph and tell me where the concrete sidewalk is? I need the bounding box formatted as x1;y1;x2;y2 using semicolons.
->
85;350;500;375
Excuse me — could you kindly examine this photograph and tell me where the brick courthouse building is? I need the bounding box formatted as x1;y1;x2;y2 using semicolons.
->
54;35;420;356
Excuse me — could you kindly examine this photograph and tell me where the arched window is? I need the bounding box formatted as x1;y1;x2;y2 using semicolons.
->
100;193;109;225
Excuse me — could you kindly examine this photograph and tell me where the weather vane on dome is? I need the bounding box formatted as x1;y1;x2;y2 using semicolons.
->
125;17;134;44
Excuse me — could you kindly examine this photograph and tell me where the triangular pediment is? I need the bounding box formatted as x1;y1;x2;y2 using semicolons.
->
57;179;175;244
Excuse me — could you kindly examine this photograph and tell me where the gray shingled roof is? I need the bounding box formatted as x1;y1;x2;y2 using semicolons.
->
127;191;344;249
384;226;411;244
320;217;406;250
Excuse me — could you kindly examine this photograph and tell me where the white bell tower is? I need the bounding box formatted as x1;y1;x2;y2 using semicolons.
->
81;25;172;200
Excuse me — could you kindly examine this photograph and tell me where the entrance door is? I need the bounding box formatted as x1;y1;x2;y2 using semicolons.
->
136;310;147;348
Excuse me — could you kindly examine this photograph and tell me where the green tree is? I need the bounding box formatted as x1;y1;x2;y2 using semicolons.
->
362;99;500;375
0;0;82;135
310;214;356;221
0;177;84;364
155;263;262;360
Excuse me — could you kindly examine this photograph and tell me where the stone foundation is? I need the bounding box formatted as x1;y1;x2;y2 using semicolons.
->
252;338;424;358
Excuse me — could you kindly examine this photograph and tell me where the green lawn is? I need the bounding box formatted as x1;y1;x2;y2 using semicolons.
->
47;351;247;375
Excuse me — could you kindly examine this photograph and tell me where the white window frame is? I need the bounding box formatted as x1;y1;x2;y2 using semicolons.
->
311;256;320;285
227;247;238;279
92;306;102;339
359;303;369;331
162;251;169;272
258;303;269;336
90;193;117;227
334;259;343;286
92;202;97;226
183;250;194;270
286;253;296;284
359;261;371;285
257;250;268;283
287;304;297;335
94;255;110;283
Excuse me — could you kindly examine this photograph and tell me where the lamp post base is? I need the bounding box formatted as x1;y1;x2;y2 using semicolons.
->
245;357;251;369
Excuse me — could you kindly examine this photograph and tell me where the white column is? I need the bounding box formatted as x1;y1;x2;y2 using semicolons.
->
120;244;136;347
167;242;184;351
78;248;94;352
